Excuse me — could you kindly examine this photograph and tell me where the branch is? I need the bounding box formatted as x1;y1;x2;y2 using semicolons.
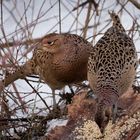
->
128;0;140;10
0;110;64;123
0;60;34;93
83;2;92;39
0;37;41;48
73;1;88;11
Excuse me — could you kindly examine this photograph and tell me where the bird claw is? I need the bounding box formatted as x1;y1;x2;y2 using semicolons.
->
59;92;74;104
116;107;127;118
112;106;127;123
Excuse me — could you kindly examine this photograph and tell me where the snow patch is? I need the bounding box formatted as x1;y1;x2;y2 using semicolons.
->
47;118;68;133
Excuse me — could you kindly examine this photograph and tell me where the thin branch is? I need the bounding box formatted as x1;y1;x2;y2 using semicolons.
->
0;111;65;122
83;2;92;39
0;60;34;93
1;0;8;44
24;79;51;112
59;0;61;33
128;0;140;10
73;1;88;11
0;37;41;48
90;0;99;15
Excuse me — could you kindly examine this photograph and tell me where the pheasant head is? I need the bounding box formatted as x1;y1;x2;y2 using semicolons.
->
37;33;63;54
95;101;112;134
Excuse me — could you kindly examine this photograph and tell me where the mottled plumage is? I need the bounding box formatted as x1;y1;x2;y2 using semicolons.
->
88;11;137;133
29;33;92;107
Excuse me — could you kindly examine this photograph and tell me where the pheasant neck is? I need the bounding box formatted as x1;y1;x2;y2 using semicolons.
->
96;85;119;107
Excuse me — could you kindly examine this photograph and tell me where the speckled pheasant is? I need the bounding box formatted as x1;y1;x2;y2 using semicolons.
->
2;33;92;108
88;11;137;133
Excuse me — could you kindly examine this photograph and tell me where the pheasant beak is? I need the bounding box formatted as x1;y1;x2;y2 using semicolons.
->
100;127;105;134
96;115;109;134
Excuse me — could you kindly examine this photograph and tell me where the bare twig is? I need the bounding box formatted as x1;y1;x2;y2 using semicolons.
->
0;60;34;93
24;79;51;112
59;0;61;33
0;37;41;48
128;0;140;10
83;2;92;39
73;1;88;11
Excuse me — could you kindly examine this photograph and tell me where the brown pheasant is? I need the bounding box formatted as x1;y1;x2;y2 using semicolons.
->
2;33;92;109
87;11;137;134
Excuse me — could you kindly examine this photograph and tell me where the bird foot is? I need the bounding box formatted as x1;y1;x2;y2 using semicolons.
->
116;107;127;118
112;106;127;123
59;92;74;104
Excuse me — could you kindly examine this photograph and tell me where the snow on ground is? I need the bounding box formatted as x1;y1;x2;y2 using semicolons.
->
46;118;68;134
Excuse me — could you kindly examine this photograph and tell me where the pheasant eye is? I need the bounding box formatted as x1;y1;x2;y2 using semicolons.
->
47;41;54;45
